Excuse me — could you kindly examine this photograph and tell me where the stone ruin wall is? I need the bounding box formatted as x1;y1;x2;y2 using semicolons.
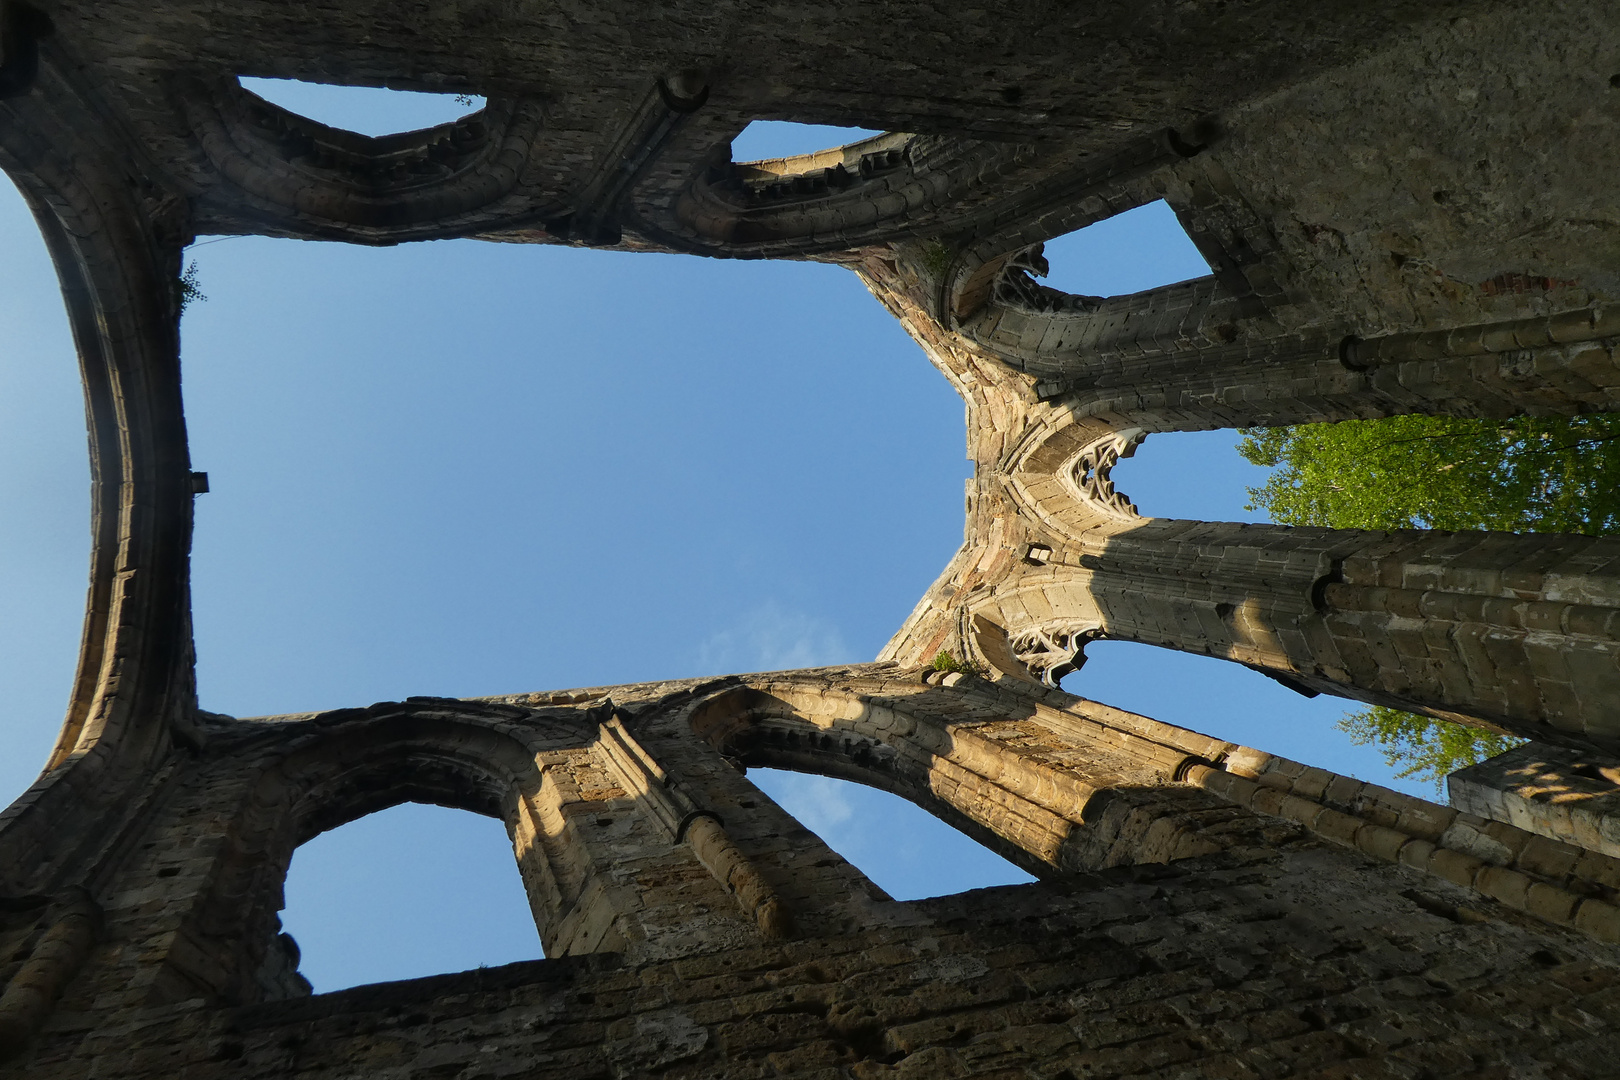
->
10;670;1620;1078
1;0;1619;1075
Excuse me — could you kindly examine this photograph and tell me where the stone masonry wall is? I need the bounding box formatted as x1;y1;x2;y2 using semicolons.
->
4;1;1620;1076
16;845;1620;1079
6;671;1620;1077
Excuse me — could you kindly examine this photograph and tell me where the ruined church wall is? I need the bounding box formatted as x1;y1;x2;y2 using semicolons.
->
7;672;1620;1076
14;841;1620;1079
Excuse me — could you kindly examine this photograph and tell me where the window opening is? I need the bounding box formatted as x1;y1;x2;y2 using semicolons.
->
1105;429;1272;522
279;803;542;992
237;77;484;137
1060;641;1441;798
731;121;884;163
1038;200;1210;297
0;173;89;813
1072;425;1440;798
1081;416;1591;794
748;768;1035;899
180;234;962;715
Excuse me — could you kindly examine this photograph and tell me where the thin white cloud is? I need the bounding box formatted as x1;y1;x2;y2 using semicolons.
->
754;771;855;836
698;602;857;674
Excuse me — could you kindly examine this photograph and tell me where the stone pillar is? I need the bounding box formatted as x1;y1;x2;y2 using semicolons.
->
0;890;98;1061
1028;311;1620;430
984;521;1620;752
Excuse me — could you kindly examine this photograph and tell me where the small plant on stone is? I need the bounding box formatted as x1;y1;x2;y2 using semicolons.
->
919;239;953;279
178;260;205;314
931;650;972;675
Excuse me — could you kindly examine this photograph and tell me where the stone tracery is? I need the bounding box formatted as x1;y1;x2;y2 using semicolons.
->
1060;427;1144;520
1008;622;1104;687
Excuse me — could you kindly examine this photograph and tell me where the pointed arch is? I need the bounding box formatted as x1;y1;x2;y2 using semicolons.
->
143;702;609;1004
676;674;1255;883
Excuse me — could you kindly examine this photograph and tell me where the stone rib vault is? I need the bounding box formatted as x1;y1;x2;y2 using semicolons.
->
2;1;1620;1075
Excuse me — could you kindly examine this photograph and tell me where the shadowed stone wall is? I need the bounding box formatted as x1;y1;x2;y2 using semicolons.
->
7;670;1620;1076
3;0;1620;1074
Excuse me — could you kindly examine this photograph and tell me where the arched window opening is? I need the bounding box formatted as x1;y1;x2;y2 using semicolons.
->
1060;640;1434;797
1104;429;1272;522
237;77;485;137
1111;418;1620;529
180;229;962;715
279;802;542;993
731;121;884;163
0;173;90;813
1038;200;1210;297
747;768;1035;900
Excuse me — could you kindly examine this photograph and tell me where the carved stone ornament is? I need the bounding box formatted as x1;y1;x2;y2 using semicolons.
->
991;242;1103;313
1061;427;1146;520
1009;621;1104;687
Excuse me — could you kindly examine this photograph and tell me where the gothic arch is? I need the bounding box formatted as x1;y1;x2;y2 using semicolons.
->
0;40;198;900
146;703;600;1005
179;77;553;243
677;676;1243;883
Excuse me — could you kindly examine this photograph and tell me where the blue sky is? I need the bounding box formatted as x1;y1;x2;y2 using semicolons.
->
0;89;1432;991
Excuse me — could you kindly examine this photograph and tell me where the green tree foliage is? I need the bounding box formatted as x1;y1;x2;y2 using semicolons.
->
1338;707;1527;790
1239;414;1620;535
930;651;979;675
1238;412;1620;787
